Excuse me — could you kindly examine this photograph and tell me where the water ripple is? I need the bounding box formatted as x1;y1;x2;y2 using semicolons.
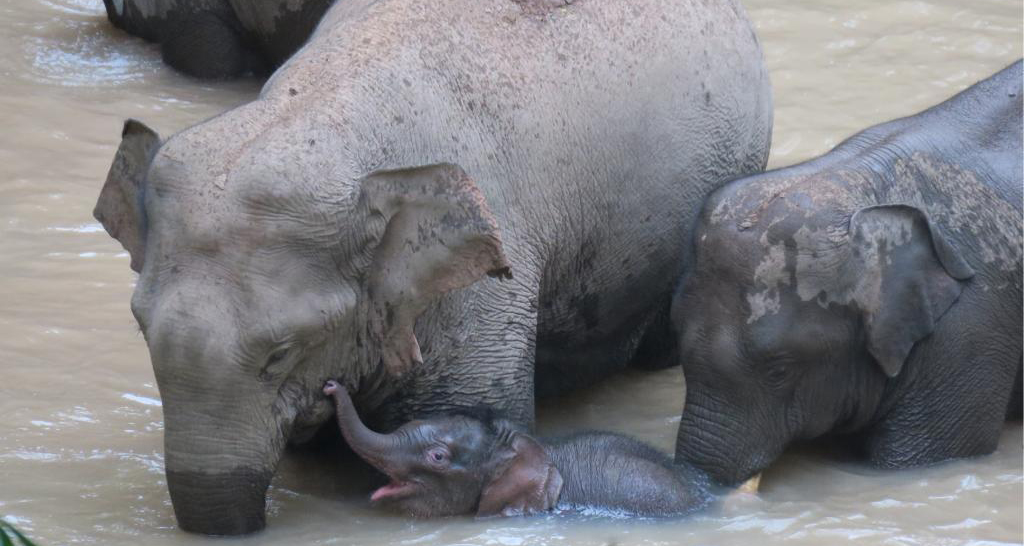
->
48;224;105;233
121;393;161;407
24;21;163;87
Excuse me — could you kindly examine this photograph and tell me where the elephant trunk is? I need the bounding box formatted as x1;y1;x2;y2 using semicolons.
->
160;402;285;536
148;305;285;535
675;389;785;487
325;380;402;471
166;467;272;535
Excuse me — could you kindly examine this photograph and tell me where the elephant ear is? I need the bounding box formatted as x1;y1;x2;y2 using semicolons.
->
93;119;160;273
848;204;974;378
477;430;562;517
358;163;512;377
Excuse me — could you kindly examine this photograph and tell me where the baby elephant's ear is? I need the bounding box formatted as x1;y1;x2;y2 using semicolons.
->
477;432;563;517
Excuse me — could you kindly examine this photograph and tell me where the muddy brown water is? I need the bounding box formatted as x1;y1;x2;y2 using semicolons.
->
0;0;1021;544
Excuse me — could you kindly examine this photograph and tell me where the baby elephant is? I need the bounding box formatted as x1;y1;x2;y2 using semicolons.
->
323;380;710;518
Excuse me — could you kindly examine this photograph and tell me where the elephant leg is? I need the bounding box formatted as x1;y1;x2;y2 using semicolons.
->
534;297;674;398
161;7;265;79
534;328;643;399
627;297;679;371
103;0;160;42
1007;355;1022;421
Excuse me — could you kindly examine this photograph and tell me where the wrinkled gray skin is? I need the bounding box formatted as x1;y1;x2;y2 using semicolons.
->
673;60;1023;488
93;0;772;535
324;380;711;518
102;0;334;78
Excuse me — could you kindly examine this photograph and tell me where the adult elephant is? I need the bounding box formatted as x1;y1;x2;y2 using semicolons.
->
102;0;334;78
672;61;1022;488
94;0;772;535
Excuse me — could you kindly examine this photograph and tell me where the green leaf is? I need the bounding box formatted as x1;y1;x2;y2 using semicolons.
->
6;528;34;546
0;519;37;546
1;526;14;546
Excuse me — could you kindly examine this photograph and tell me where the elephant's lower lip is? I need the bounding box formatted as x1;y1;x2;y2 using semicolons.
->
370;480;415;502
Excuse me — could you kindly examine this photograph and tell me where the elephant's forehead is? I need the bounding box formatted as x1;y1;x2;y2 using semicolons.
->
145;162;355;259
692;222;760;276
145;183;271;250
140;192;350;308
695;174;862;325
708;173;861;232
422;418;490;447
149;96;348;198
135;266;355;359
700;177;861;271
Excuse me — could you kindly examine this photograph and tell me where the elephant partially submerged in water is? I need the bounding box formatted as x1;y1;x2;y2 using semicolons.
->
102;0;334;78
672;61;1022;488
323;380;711;518
94;0;772;535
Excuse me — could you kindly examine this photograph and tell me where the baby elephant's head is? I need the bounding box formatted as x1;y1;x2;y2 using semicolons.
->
323;380;562;517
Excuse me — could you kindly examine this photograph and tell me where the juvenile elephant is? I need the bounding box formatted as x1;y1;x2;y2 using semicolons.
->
324;380;711;518
672;61;1022;487
93;0;772;535
102;0;333;78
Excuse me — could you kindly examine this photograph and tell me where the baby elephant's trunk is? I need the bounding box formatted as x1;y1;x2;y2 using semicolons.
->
323;380;402;470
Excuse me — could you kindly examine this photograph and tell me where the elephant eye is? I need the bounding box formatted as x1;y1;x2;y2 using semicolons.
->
426;447;450;466
267;348;288;365
764;358;795;388
259;345;296;381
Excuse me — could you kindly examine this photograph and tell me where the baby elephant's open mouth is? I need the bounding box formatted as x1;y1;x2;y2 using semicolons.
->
370;478;418;503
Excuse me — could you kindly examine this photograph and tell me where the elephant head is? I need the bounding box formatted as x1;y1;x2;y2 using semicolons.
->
94;115;510;534
671;176;974;486
323;380;562;517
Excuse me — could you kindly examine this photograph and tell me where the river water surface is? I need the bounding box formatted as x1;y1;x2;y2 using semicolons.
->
0;0;1021;544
